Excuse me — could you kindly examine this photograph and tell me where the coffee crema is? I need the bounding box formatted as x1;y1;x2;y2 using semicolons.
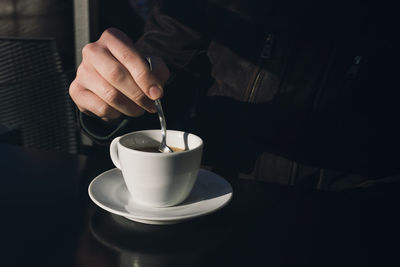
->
134;146;185;153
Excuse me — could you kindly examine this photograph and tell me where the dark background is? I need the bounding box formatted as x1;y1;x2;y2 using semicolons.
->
0;0;153;73
0;0;75;70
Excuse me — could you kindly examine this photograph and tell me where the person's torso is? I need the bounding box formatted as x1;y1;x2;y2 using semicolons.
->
199;0;397;188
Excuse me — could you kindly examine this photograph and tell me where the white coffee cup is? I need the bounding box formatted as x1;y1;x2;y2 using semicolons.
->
110;130;203;207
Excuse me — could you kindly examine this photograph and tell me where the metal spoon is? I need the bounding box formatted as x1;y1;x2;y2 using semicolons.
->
147;57;173;153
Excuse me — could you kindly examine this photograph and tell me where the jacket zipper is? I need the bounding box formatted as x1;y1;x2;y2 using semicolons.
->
247;34;275;102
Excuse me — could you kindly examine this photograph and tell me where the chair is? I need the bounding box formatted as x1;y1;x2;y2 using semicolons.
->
0;37;80;154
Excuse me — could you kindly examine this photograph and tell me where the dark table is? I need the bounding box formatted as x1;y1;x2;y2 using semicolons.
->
1;144;399;267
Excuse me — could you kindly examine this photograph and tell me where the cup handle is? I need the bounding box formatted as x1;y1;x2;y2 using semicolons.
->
110;136;121;169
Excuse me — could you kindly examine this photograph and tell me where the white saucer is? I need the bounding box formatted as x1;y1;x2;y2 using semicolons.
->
88;168;233;225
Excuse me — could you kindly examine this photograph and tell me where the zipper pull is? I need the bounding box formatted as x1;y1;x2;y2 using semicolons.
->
347;55;362;77
260;33;275;60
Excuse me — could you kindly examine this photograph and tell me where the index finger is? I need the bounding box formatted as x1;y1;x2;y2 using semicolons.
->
97;28;163;100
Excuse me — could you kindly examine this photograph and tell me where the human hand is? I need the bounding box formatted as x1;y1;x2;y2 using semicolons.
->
69;28;170;121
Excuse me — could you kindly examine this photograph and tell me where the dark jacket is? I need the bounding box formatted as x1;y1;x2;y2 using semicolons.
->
80;0;399;191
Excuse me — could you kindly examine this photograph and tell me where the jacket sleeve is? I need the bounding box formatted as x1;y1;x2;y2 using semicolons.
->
79;0;212;144
135;1;211;71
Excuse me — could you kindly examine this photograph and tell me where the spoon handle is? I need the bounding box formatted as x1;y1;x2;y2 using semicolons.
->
147;57;172;153
154;99;167;146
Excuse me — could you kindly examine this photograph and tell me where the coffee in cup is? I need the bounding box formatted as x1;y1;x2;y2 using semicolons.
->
131;146;184;153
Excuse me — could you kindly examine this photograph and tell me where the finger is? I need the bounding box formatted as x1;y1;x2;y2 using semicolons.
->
82;43;157;113
98;28;164;100
69;80;121;120
75;64;148;117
